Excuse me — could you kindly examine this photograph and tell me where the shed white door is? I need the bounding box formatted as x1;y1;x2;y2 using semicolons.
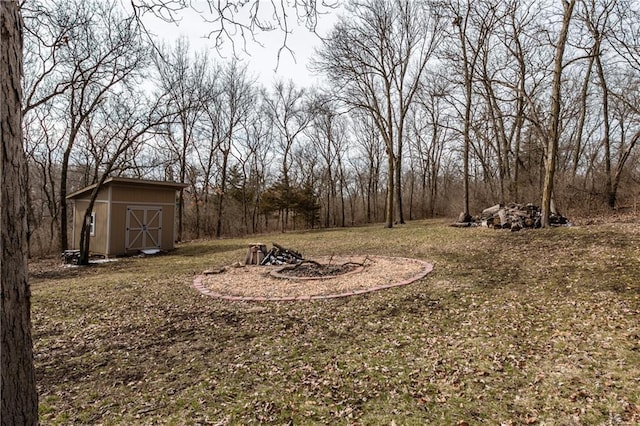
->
125;206;162;252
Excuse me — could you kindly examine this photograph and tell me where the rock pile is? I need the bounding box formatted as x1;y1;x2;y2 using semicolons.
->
453;203;571;231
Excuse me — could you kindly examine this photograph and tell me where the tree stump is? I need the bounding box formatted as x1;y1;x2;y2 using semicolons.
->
244;243;266;265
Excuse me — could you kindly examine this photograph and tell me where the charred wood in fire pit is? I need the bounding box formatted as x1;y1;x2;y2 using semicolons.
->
260;243;305;265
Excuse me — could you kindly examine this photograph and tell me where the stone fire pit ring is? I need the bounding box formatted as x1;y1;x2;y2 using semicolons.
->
193;256;434;302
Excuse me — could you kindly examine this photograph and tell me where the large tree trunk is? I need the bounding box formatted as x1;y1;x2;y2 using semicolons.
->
215;148;229;239
394;149;405;225
456;10;473;219
1;2;39;423
385;151;394;228
594;44;614;209
541;0;575;227
58;133;75;251
571;52;594;179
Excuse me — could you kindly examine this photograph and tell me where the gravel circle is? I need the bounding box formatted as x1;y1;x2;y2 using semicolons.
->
193;256;433;301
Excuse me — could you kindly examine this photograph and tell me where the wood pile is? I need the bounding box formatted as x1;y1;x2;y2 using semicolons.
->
261;243;304;265
452;203;570;231
62;250;81;264
245;243;304;265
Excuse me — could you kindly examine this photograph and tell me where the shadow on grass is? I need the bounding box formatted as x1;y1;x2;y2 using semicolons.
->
433;226;640;294
174;242;247;257
29;258;133;282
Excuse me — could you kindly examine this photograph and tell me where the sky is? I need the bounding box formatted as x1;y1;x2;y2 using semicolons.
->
139;2;341;88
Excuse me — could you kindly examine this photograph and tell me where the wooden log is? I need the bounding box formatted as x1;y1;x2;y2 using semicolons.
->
510;217;523;231
259;248;276;265
273;242;302;260
510;209;529;218
482;204;503;217
497;209;507;226
244;243;267;265
450;222;471;228
457;212;472;223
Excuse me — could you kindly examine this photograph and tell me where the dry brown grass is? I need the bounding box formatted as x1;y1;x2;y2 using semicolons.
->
31;219;640;424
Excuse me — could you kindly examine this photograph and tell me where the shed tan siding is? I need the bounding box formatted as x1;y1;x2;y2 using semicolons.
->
68;178;183;257
110;184;176;204
71;198;109;255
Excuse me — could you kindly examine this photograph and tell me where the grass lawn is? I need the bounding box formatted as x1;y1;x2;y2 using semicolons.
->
31;219;640;425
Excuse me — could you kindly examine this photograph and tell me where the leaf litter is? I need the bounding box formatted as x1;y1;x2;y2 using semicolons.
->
30;219;640;424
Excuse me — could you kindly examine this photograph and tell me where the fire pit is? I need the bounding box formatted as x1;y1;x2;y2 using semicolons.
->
270;260;365;280
193;256;434;301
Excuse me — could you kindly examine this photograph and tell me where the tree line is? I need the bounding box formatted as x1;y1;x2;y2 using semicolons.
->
20;0;640;257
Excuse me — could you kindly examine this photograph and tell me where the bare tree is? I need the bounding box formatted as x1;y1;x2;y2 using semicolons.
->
314;0;443;228
350;113;385;224
204;60;255;238
75;90;166;265
235;103;275;233
448;0;485;219
410;72;453;217
541;0;577;227
606;71;640;209
578;0;617;207
569;31;597;180
1;1;39;423
473;1;519;204
56;0;149;251
130;0;336;58
262;79;311;232
20;0;76;116
23;102;65;253
501;0;539;203
567;0;640;209
20;0;90;253
611;0;640;73
306;91;349;227
188;68;221;238
154;38;214;240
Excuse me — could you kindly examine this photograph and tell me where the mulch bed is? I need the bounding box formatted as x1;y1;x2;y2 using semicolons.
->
194;256;434;301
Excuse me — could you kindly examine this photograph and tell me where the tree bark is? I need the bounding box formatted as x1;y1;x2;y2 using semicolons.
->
571;51;594;178
59;128;77;251
215;147;229;239
593;40;614;208
455;8;474;219
541;0;575;228
1;2;39;423
385;151;395;228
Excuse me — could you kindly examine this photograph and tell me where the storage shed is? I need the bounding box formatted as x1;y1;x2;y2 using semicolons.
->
67;177;187;257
